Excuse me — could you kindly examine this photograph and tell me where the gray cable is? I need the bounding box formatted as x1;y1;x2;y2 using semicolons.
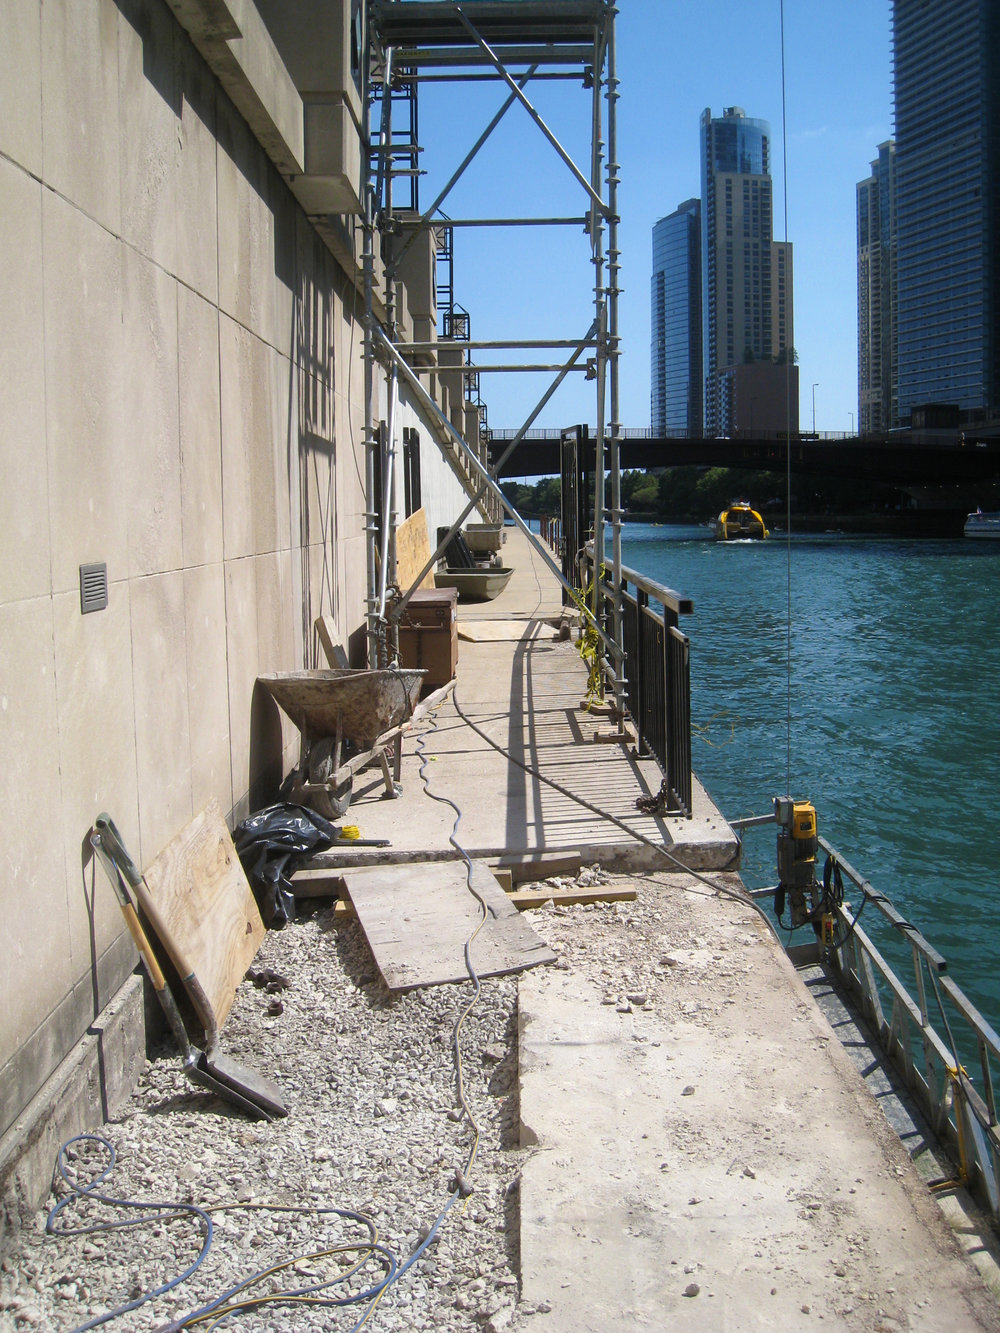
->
445;686;782;945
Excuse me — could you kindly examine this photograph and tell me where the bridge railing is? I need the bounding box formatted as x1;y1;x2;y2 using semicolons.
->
581;546;694;817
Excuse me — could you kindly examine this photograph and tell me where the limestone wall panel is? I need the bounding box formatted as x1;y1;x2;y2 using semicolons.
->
0;160;48;604
175;55;220;304
0;599;69;1071
223;554;259;826
41;191;126;597
0;0;42;176
130;570;193;861
216;97;295;357
219;315;259;561
183;562;233;818
178;286;224;569
122;248;183;580
40;0;121;234
117;0;179;275
50;584;139;977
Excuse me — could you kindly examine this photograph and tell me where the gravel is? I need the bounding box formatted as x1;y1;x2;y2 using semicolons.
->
0;867;636;1333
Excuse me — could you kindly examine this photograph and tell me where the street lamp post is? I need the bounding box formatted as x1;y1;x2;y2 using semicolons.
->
811;382;818;434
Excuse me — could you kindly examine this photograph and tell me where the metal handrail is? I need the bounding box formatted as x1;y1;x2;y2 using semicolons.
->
806;840;1000;1222
579;546;694;817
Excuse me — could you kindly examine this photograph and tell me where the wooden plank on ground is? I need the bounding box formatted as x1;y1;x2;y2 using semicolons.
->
291;868;347;898
494;851;583;883
511;886;636;910
342;860;557;990
396;509;436;591
329;883;636;916
138;799;265;1031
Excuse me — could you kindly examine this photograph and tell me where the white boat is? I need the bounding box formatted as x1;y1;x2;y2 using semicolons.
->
964;509;1000;538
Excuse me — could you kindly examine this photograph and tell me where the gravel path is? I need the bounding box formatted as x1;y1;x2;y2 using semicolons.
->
0;868;628;1333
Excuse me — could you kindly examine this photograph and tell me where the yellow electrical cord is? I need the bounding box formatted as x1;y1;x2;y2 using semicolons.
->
566;565;605;709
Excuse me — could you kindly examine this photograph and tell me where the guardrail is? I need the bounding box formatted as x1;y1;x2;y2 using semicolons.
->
581;546;694;818
821;840;1000;1221
741;826;1000;1225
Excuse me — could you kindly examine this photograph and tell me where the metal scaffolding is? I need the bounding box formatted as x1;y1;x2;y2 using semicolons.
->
361;0;625;725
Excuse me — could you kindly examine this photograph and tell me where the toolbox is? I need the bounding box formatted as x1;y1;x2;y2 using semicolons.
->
394;587;458;692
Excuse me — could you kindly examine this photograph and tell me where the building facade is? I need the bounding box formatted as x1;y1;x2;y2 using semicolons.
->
0;0;491;1224
699;107;796;436
650;200;702;435
857;141;897;434
892;0;1000;424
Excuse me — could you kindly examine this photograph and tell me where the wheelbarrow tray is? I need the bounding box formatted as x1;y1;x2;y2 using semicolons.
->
257;668;425;748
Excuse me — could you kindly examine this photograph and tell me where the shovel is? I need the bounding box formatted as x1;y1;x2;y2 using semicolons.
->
90;818;287;1121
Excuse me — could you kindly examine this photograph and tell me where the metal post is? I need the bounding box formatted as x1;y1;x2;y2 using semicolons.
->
589;22;607;644
606;14;625;731
362;18;382;667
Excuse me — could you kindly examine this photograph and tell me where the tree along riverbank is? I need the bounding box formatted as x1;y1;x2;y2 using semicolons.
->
501;467;967;537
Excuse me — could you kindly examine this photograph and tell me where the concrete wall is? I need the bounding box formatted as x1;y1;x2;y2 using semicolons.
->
0;0;478;1226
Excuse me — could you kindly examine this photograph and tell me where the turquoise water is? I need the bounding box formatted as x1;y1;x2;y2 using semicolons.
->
619;523;1000;1028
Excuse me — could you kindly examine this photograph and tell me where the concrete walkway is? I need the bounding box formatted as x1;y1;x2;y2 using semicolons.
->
338;527;737;872
344;525;999;1329
517;876;999;1331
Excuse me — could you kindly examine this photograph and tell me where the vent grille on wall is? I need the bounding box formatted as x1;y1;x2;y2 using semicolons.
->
79;563;108;614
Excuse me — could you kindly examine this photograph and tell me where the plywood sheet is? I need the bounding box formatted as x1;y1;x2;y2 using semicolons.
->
343;860;557;990
139;800;265;1031
396;508;436;591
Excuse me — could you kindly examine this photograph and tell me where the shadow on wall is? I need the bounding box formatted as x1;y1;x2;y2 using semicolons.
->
248;682;286;813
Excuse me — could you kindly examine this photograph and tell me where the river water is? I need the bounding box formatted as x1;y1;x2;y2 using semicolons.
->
618;522;1000;1031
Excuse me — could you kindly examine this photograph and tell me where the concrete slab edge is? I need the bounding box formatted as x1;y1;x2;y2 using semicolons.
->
303;839;740;876
0;973;146;1256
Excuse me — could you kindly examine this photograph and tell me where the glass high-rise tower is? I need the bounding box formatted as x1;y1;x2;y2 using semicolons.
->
651;200;702;435
893;0;1000;423
857;141;896;434
699;107;795;436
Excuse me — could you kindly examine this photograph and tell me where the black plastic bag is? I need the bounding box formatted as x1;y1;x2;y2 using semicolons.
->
234;803;340;927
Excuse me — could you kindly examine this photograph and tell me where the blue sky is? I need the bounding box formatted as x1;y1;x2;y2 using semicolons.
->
412;0;893;435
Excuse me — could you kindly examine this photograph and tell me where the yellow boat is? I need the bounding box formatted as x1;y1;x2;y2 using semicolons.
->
713;501;769;541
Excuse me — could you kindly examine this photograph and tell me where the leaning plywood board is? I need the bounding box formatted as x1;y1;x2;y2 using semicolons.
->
138;799;266;1031
395;508;436;591
343;860;557;990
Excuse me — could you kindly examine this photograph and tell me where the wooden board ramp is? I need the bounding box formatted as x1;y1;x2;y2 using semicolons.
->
342;860;557;991
138;799;266;1032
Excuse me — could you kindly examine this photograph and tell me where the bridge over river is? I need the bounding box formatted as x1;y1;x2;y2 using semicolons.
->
487;428;1000;499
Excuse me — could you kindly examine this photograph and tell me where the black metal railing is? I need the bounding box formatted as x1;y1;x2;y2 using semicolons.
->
582;548;694;817
737;820;1000;1228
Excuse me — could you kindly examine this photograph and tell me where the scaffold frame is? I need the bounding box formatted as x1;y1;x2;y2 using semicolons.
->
361;0;626;727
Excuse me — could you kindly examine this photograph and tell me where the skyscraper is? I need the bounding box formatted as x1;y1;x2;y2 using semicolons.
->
892;0;1000;424
651;200;702;435
699;107;796;436
857;141;897;434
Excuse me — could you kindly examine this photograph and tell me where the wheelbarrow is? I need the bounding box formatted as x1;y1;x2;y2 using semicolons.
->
257;667;426;818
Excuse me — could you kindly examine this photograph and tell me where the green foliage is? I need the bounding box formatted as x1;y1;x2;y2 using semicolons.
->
501;463;898;525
